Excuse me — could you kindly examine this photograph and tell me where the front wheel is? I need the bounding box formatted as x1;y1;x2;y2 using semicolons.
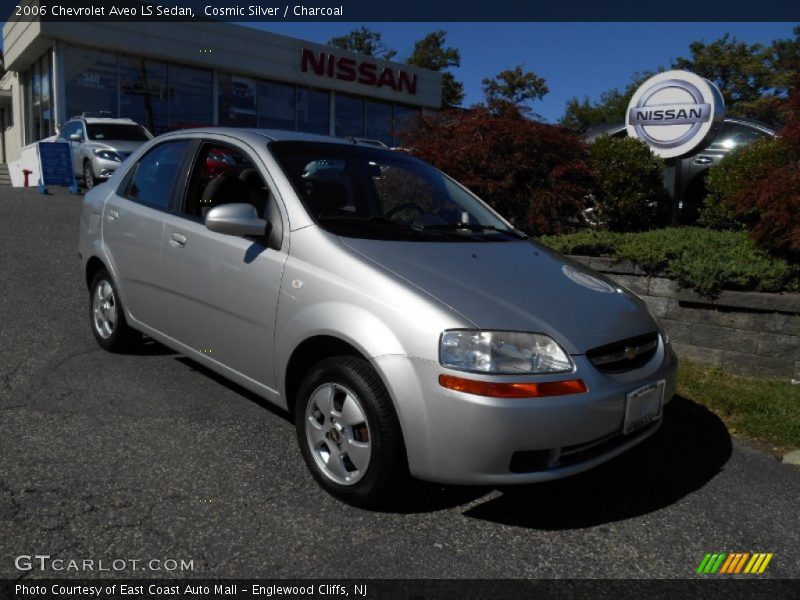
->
84;161;96;189
295;356;407;508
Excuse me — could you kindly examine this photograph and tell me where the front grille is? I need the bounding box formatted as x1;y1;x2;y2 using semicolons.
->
587;332;659;373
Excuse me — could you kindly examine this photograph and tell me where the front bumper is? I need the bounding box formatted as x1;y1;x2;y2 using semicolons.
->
373;336;677;485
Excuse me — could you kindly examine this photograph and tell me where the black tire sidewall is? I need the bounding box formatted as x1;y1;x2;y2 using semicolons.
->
294;357;404;507
84;162;95;189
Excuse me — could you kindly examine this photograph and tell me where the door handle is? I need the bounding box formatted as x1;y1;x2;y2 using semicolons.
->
107;209;119;221
170;232;187;247
693;156;713;165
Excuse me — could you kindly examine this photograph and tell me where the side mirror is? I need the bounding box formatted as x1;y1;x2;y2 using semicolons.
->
69;133;82;142
205;203;268;237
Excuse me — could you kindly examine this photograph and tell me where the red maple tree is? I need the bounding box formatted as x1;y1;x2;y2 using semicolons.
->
400;106;594;235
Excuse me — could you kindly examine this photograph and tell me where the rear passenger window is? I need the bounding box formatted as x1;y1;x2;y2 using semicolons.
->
124;140;190;210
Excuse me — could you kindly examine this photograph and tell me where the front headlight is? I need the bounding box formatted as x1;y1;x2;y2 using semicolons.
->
93;149;122;162
440;330;573;374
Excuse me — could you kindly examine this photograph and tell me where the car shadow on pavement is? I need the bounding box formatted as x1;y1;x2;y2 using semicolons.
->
174;356;294;422
128;336;178;356
458;395;732;529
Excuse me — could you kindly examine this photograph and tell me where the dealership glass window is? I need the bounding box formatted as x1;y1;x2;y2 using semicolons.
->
64;46;119;120
119;55;168;134
218;74;258;128
392;105;420;146
40;55;53;138
257;81;296;130
167;65;213;130
296;88;329;135
26;51;55;143
29;62;42;142
335;94;365;138
365;100;393;146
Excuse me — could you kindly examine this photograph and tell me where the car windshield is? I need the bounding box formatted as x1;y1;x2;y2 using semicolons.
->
270;141;523;242
86;124;151;142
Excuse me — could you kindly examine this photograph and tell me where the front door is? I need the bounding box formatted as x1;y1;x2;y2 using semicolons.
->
159;140;288;390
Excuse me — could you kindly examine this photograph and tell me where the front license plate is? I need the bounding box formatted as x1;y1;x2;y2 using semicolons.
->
623;380;665;435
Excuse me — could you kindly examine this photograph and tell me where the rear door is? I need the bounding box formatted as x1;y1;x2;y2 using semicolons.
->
102;139;192;335
158;139;288;390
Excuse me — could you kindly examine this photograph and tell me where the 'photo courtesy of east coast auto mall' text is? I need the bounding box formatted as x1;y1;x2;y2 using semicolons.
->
0;0;798;597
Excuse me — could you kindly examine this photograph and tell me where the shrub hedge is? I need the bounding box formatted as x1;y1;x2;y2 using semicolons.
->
700;138;794;230
538;227;799;296
588;135;670;231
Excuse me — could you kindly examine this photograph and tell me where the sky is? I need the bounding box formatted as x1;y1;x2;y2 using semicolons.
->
249;22;798;123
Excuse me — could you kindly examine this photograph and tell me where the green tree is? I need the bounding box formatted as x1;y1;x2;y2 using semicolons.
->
482;65;548;116
327;27;397;59
562;29;800;132
672;34;775;122
671;29;800;125
765;25;800;121
406;31;464;107
561;73;653;133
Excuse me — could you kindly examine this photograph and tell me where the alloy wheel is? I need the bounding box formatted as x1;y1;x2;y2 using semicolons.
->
304;382;372;485
92;280;116;339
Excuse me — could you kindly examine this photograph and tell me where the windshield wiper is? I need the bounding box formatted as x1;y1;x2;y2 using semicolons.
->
421;223;528;240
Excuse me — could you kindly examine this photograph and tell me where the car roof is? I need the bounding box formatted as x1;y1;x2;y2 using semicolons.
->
71;117;140;125
159;127;373;146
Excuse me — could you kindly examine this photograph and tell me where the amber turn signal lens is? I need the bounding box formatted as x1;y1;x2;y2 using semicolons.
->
438;374;588;398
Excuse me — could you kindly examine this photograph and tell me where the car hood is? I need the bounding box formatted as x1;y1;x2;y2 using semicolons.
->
341;238;658;355
86;140;146;155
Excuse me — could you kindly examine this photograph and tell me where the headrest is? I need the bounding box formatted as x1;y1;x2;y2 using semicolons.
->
203;174;253;204
239;168;264;190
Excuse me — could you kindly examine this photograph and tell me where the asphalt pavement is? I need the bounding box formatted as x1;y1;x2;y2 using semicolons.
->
1;187;799;580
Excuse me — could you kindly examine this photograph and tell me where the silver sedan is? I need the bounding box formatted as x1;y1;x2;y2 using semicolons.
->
78;128;677;507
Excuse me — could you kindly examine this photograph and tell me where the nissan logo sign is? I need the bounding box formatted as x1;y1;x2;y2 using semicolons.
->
626;70;725;159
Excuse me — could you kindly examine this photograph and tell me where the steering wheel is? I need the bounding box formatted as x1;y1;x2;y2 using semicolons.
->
385;202;426;220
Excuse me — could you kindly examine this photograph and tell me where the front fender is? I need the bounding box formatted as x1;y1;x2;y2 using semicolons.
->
275;301;406;394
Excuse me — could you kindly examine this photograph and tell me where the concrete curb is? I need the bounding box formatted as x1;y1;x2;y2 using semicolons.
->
782;450;800;466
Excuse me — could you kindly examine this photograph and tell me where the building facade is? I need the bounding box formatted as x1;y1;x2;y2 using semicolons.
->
0;19;443;163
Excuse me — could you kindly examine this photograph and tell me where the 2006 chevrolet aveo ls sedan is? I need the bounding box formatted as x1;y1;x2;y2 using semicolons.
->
78;128;677;507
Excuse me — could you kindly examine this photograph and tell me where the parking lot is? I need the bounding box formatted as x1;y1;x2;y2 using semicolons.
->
1;187;799;580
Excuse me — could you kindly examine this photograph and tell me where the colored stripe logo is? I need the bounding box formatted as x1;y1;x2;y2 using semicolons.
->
697;552;773;574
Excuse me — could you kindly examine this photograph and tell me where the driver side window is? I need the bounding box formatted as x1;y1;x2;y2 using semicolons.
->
183;143;270;220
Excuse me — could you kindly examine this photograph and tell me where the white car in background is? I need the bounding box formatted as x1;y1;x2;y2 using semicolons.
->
57;115;153;189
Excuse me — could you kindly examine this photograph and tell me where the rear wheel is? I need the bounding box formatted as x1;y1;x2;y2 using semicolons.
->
294;356;407;508
89;268;140;352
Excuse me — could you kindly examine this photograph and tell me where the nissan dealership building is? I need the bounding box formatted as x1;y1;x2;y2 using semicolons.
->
0;19;443;163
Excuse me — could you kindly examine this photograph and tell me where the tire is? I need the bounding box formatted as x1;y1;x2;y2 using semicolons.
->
84;160;96;189
89;268;141;352
294;356;407;508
